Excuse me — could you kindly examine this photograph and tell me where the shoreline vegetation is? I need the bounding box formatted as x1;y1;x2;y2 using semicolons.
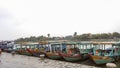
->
15;32;120;43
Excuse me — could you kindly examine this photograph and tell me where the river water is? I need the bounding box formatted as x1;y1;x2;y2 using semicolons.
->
77;59;120;68
0;52;119;68
0;52;99;68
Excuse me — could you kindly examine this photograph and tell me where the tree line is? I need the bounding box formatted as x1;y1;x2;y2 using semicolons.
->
15;32;120;43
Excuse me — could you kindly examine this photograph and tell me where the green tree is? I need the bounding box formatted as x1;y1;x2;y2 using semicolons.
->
112;32;120;38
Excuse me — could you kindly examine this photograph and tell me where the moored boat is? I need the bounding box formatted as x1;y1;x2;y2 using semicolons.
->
89;54;114;65
89;42;115;65
30;42;48;57
60;52;82;62
15;43;33;56
46;52;62;60
46;42;62;60
109;42;120;61
78;42;93;60
60;42;82;62
0;41;14;52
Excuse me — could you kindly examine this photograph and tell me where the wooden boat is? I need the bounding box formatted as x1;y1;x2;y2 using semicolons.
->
0;41;14;52
109;43;120;61
30;48;45;57
15;44;33;56
16;42;46;56
89;54;114;65
60;42;82;62
4;47;13;53
78;42;94;59
20;49;32;56
89;42;115;65
13;44;22;54
60;53;82;62
46;52;62;60
46;42;62;59
30;42;48;57
2;43;12;53
100;42;120;61
25;43;39;56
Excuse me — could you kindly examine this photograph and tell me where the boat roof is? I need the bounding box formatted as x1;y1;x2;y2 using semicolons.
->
18;42;38;44
62;42;79;45
39;41;49;44
50;43;62;45
79;42;92;45
92;42;116;45
112;42;120;46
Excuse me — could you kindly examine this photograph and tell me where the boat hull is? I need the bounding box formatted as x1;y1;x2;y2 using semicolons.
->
46;52;62;60
4;49;13;53
17;50;32;56
60;53;82;62
89;54;115;65
27;49;46;57
33;52;45;57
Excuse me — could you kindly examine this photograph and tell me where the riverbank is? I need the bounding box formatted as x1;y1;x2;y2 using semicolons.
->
0;52;100;68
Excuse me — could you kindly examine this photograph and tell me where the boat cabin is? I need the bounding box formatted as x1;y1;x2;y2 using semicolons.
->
61;42;80;54
92;42;115;56
78;42;93;54
47;42;62;53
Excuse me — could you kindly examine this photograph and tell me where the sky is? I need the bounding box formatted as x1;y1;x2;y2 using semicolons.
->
0;0;120;40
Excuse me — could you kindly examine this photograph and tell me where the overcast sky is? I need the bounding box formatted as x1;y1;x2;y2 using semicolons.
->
0;0;120;40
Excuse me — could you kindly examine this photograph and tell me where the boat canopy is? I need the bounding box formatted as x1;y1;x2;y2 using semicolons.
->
92;42;116;45
112;42;120;46
62;42;79;45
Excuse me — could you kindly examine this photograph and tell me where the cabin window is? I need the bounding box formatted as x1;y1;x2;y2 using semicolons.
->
31;46;34;49
87;45;91;49
22;46;26;48
62;44;66;53
27;46;29;48
16;46;21;49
